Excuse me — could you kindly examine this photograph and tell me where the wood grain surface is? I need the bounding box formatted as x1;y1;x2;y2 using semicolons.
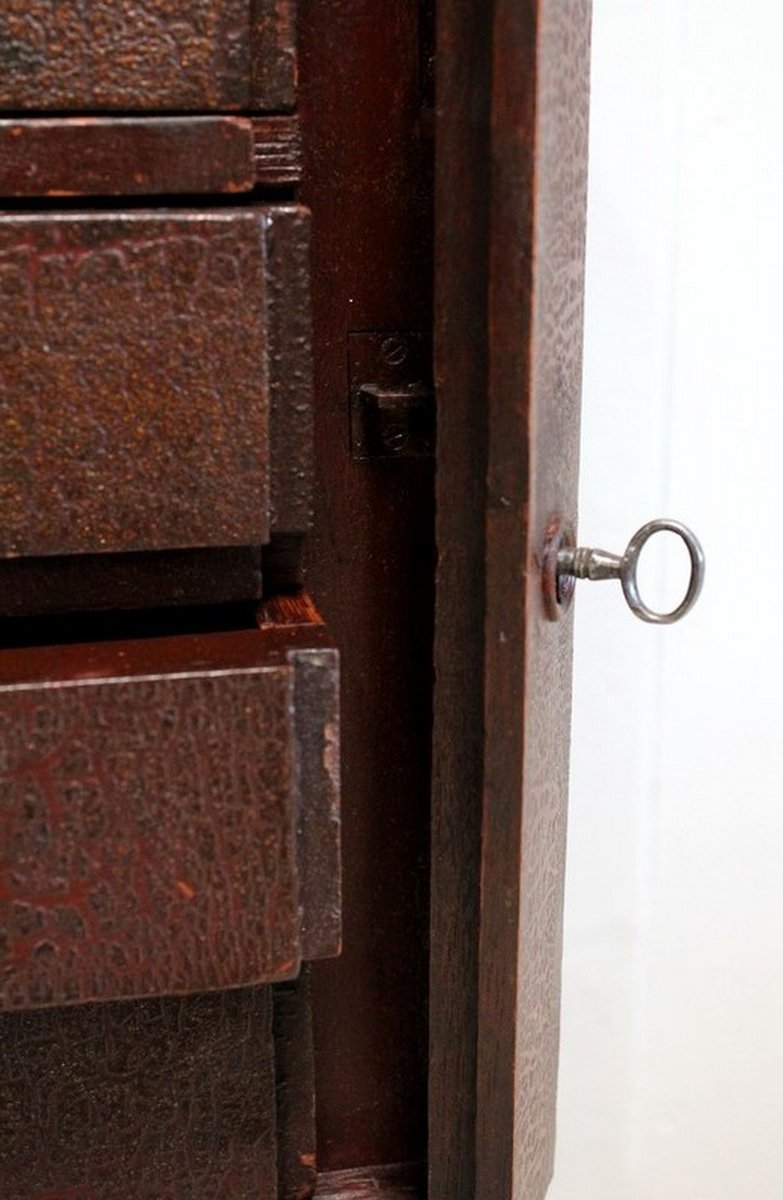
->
300;0;434;1171
0;0;297;112
429;0;491;1196
431;2;591;1199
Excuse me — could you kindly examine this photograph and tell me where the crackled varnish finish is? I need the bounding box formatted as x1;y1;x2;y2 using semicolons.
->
0;609;340;1011
0;206;311;563
0;0;595;1194
0;987;279;1200
431;2;591;1200
0;0;297;112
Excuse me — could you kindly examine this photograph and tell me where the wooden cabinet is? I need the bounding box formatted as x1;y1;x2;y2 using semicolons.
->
0;8;333;1194
0;3;591;1199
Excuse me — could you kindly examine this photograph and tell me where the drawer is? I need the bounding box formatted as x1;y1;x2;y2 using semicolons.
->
0;205;312;564
0;116;303;198
1;988;280;1200
0;595;341;1011
0;0;296;113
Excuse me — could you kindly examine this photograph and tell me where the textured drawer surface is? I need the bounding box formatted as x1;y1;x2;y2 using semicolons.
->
0;0;297;112
0;207;311;562
0;606;341;1011
0;987;278;1200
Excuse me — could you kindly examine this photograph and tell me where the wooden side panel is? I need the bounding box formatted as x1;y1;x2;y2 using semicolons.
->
0;1;296;113
480;4;591;1193
429;1;492;1198
0;987;278;1200
300;0;434;1171
432;2;591;1199
0;210;272;560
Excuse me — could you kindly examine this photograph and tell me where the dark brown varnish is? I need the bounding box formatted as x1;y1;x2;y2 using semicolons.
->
0;987;278;1200
274;973;318;1200
300;0;434;1173
0;547;264;620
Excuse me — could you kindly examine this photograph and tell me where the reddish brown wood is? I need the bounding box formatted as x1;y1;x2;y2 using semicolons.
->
0;206;312;569
0;0;296;113
0;210;267;559
0;117;255;197
299;0;434;1171
274;973;317;1200
0;986;278;1200
0;116;302;199
0;607;340;1011
428;1;491;1197
431;2;591;1199
0;200;311;614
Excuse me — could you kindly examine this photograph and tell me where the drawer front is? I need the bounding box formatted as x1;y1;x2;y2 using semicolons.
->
0;206;311;562
1;988;278;1200
0;116;302;198
0;0;296;113
0;608;341;1011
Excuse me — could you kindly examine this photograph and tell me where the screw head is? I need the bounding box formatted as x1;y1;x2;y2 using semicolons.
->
380;336;409;367
380;422;409;453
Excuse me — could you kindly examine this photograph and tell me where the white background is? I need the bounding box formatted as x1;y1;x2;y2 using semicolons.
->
549;2;783;1196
